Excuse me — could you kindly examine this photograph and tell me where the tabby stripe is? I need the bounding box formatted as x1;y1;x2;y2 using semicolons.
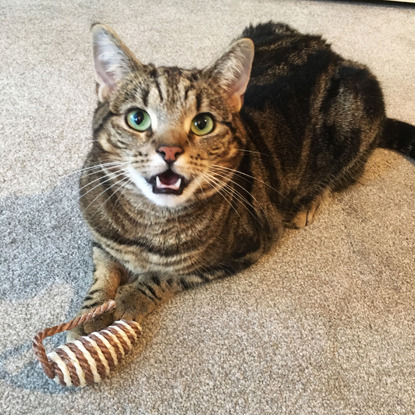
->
222;120;237;135
196;91;202;113
179;278;196;290
99;241;207;275
188;71;199;82
92;140;107;155
320;76;342;115
184;85;192;101
95;168;126;205
117;206;216;244
210;263;236;277
123;213;206;239
191;273;213;284
236;152;254;198
150;274;161;286
154;78;164;102
233;134;244;150
92;241;104;249
136;286;156;302
194;272;211;283
108;138;128;150
81;300;101;310
241;111;281;207
93;109;115;135
143;283;161;301
87;289;101;297
147;258;207;275
142;88;150;107
96;227;207;257
232;175;266;232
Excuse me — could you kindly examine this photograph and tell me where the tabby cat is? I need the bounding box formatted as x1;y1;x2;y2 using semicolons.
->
70;22;415;338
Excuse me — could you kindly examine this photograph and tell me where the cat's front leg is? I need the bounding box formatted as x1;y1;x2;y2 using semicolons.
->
67;245;127;341
113;274;205;323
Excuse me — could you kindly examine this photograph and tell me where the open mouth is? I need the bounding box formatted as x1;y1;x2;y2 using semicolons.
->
149;170;187;195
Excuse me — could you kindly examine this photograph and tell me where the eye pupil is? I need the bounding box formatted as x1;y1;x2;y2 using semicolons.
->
133;111;144;125
195;117;207;130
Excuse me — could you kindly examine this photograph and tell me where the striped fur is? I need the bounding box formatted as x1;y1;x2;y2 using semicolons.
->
70;22;415;338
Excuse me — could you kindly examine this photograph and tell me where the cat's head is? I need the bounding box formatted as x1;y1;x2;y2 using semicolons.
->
91;24;254;209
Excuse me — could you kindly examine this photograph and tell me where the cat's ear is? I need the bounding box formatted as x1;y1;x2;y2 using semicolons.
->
207;38;254;112
91;24;141;102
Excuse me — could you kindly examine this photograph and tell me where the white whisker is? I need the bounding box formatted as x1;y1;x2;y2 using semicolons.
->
204;170;265;226
78;161;131;179
202;174;242;219
204;170;263;221
57;161;130;185
111;178;133;213
80;169;127;200
211;164;284;198
83;174;130;213
75;160;128;175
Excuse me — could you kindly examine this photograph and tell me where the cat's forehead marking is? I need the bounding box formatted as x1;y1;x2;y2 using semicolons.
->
150;68;198;106
144;67;200;128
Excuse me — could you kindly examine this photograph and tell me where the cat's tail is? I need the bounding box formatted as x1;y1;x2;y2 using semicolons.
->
379;118;415;159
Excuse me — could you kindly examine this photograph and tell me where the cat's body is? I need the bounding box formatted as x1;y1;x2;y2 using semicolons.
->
71;22;415;337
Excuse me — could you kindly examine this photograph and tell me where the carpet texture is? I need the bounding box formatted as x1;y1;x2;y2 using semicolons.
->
1;1;414;414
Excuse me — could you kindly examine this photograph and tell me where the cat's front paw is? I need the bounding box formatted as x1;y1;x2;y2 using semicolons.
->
66;308;115;342
289;189;330;229
113;284;157;323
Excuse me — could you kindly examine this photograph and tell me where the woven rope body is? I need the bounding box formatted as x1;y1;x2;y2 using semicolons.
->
33;301;142;387
48;320;141;386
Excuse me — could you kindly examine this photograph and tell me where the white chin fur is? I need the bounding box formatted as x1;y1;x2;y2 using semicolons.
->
127;166;197;208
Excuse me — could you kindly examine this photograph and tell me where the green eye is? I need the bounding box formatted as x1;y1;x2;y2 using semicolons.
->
190;113;215;136
126;109;151;131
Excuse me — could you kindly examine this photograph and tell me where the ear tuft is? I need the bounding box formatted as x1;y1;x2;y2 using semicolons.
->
207;38;254;112
91;24;141;102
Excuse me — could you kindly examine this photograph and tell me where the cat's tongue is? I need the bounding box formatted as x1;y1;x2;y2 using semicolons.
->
156;170;182;190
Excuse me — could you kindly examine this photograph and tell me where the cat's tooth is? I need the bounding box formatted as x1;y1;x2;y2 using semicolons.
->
172;178;181;190
156;176;162;188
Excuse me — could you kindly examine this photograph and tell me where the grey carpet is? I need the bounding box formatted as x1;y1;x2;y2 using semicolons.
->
1;1;414;414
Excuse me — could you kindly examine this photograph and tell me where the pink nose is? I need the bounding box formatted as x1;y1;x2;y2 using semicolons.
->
157;145;184;162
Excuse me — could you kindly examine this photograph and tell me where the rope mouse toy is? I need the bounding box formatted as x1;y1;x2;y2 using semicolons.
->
33;300;141;387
